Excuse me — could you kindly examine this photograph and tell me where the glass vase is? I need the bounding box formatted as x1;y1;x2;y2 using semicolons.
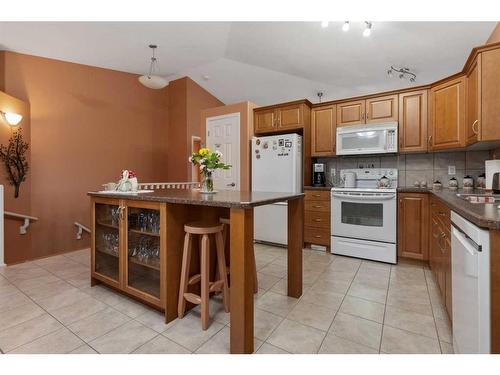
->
201;171;215;193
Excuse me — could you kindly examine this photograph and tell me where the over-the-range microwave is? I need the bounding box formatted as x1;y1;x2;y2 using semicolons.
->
336;122;398;155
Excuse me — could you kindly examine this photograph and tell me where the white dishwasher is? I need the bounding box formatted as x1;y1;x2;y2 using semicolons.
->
451;211;490;354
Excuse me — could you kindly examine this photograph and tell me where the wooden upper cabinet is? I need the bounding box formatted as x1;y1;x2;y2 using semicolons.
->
254;108;276;134
336;100;365;126
366;94;398;123
277;103;303;130
311;105;336;156
398;90;428;153
254;102;310;134
397;193;429;261
336;95;397;127
466;55;481;145
480;47;500;141
429;76;466;150
254;108;276;133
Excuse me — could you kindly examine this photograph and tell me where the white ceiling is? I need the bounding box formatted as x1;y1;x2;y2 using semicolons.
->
0;22;496;105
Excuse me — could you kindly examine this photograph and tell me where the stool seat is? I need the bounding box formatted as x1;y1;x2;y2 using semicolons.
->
184;222;224;235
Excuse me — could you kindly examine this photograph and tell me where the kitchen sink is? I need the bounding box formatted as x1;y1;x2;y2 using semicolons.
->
456;193;500;202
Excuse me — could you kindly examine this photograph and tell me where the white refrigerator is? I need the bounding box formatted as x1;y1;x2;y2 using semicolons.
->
252;134;302;245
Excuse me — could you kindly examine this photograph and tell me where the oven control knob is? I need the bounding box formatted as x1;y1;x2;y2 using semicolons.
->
388;171;393;176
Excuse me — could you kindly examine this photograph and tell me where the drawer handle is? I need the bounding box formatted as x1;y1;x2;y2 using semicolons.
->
312;194;321;197
312;205;322;208
313;218;322;222
314;235;322;238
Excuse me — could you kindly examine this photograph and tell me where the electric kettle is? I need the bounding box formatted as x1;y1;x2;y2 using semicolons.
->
343;172;356;188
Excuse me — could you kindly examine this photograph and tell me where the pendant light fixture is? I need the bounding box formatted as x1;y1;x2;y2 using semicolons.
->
0;111;23;126
138;44;168;89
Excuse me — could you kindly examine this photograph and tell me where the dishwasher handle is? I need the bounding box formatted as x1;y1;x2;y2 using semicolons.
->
452;223;482;252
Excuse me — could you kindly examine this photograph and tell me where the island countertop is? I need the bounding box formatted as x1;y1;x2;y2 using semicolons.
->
88;189;304;209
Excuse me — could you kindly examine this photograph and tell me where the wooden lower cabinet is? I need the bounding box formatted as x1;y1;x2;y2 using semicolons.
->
397;193;429;260
304;189;331;248
91;196;166;309
428;195;452;319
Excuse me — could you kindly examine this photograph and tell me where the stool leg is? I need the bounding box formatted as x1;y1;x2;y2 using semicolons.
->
201;234;210;330
215;232;230;313
178;233;192;318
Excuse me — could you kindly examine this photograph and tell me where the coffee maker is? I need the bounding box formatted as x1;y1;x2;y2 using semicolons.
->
313;163;326;187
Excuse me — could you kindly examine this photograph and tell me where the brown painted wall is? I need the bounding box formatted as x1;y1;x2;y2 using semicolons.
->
200;101;257;191
166;78;188;182
167;77;223;182
0;88;32;264
186;79;224;180
487;22;500;44
2;51;169;263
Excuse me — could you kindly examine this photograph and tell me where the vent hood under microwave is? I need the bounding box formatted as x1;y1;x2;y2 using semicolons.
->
336;122;398;156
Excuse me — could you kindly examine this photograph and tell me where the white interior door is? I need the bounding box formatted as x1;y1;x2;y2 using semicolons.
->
206;113;240;191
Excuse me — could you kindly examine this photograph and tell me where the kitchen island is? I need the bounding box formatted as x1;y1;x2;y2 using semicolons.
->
88;189;304;354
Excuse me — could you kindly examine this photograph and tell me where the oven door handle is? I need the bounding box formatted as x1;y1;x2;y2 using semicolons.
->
331;193;396;201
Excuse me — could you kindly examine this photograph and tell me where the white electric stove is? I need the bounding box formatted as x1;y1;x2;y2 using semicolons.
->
331;168;398;264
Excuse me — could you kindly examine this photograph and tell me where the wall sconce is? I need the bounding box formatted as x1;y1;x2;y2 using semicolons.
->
0;111;23;126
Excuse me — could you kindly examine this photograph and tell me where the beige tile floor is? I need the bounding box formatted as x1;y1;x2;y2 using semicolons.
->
0;244;454;354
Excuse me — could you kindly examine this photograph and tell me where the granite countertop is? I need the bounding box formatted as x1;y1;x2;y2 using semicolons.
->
304;185;333;191
397;186;432;193
88;189;304;209
398;187;500;230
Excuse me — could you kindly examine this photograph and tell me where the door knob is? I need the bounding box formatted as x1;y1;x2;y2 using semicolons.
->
226;182;236;187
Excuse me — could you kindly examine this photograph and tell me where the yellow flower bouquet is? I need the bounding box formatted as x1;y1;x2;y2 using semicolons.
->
189;148;231;193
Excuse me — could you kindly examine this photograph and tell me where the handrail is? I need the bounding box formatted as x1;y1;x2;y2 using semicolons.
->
4;211;39;235
138;182;201;190
74;222;91;240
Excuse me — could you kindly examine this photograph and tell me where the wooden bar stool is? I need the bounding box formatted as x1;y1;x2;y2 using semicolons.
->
219;217;259;293
178;222;229;330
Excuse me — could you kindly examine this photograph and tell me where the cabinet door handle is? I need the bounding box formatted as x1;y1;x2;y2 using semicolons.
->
428;135;433;146
365;111;369;120
472;119;479;135
361;111;364;121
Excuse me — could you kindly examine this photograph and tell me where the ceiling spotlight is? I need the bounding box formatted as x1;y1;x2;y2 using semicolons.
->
321;21;329;28
138;44;168;90
363;22;372;37
387;66;417;82
342;21;350;32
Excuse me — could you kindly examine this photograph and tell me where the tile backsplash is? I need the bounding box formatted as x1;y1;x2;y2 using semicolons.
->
317;150;491;188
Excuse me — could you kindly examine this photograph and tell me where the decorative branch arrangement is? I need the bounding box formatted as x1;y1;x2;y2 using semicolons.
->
0;128;29;198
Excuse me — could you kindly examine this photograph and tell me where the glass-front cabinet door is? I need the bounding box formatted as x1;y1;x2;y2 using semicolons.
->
92;199;122;287
124;201;164;306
